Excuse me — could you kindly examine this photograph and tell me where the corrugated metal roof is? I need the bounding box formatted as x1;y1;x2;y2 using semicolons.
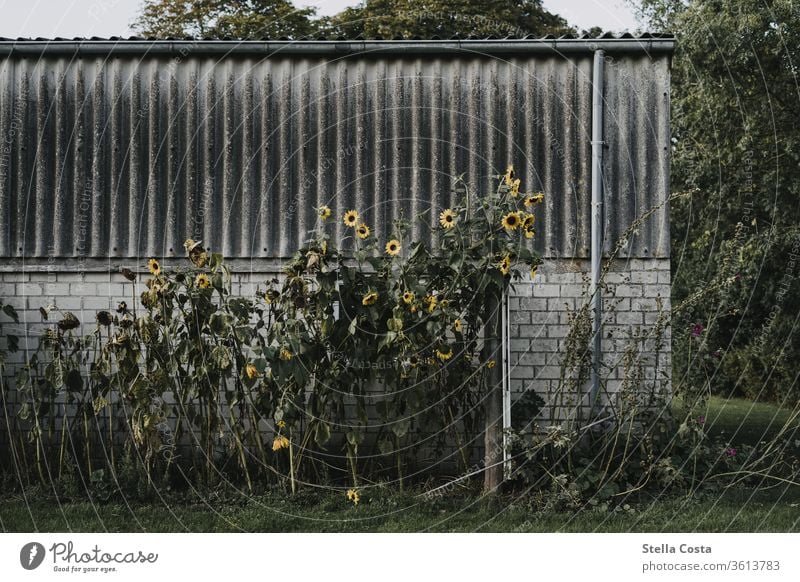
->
0;41;671;260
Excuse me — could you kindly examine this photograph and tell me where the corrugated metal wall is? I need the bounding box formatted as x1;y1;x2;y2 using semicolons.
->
0;44;670;260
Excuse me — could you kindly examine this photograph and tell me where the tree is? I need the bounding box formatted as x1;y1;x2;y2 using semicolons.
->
635;0;800;403
133;0;317;38
318;0;573;39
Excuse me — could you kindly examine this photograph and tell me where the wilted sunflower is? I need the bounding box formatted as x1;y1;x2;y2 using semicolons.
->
510;178;521;197
385;239;401;256
195;273;211;288
245;363;259;380
498;255;511;276
439;208;456;229
57;312;80;332
343;210;359;227
147;258;161;276
272;435;290;451
96;311;113;327
184;239;208;268
501;212;521;231
356;223;371;239
453;319;463;333
402;290;415;304
318;205;332;220
504;164;514;186
362;291;379;306
436;347;453;361
530;266;539;280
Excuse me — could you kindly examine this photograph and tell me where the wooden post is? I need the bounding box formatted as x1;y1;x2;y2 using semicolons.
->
483;291;504;493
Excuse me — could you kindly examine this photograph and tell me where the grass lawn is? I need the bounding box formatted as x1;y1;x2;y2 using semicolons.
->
2;396;797;533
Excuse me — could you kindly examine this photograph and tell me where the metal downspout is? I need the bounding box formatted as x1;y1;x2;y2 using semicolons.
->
589;49;606;418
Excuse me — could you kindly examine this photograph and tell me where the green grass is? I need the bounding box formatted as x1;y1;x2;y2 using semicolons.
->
1;487;798;533
672;395;800;445
2;396;798;533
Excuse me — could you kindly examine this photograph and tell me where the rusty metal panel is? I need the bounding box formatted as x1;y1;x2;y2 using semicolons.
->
0;43;671;260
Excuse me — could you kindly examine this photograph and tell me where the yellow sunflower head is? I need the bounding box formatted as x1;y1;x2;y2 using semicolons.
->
501;212;521;231
530;266;539;280
195;273;211;288
524;227;535;239
523;213;535;229
436;347;453;361
402;290;415;305
385;239;401;256
524;192;544;207
362;291;379;306
279;347;293;361
487;359;496;369
343;210;359;227
510;178;521;197
318;205;332;220
272;435;290;451
356;223;371;239
424;294;438;313
504;164;514;186
147;258;161;276
245;363;259;380
346;488;360;505
498;255;511;276
453;319;463;333
439;209;456;229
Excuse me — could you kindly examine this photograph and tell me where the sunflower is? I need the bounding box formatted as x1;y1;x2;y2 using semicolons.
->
501;211;521;231
245;363;259;380
362;291;379;306
424;294;438;313
510;178;521;197
318;205;332;220
487;359;496;369
453;319;463;333
504;164;514;186
272;435;290;451
436;347;453;361
524;192;545;206
498;255;511;276
356;223;370;239
530;266;539;280
523;213;535;230
402;290;415;305
385;239;401;256
195;273;211;288
346;488;360;505
147;258;161;276
276;419;287;429
343;210;359;227
439;208;456;229
279;347;293;361
524;227;535;239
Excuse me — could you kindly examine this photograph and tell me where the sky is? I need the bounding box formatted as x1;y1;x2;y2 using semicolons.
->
0;0;642;39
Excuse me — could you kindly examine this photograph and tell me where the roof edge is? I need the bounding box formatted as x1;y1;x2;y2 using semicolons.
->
0;38;676;58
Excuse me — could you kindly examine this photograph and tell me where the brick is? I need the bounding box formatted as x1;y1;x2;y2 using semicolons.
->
519;297;548;311
644;285;670;298
96;283;126;296
616;312;642;325
83;297;111;310
547;325;571;338
54;297;82;310
518;323;548;338
16;283;42;296
657;271;671;284
631;271;658;284
70;282;96;295
614;284;643;298
530;284;558;297
548;297;575;311
42;282;71;296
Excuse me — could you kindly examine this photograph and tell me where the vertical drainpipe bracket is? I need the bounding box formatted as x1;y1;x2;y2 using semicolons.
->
589;49;605;419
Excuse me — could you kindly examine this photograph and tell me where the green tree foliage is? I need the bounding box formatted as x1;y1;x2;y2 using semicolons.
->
319;0;573;38
636;0;800;403
133;0;317;38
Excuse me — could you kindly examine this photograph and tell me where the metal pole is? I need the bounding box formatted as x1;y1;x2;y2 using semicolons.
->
501;290;512;479
589;49;606;418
